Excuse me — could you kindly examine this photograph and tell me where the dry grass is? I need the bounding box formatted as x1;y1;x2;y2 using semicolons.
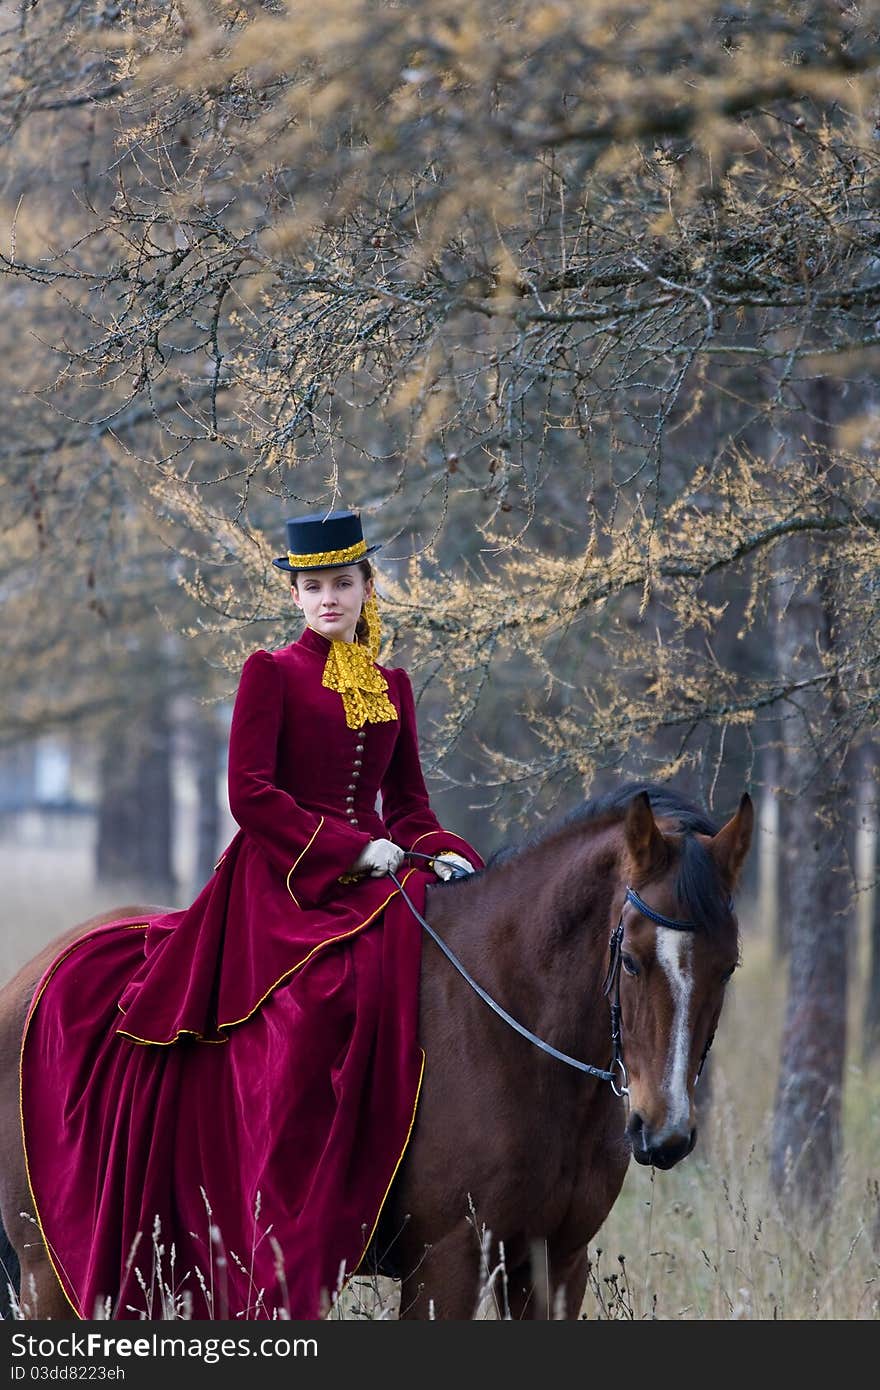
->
3;832;878;1320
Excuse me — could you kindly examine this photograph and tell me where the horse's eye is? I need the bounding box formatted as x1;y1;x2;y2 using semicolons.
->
622;953;640;978
721;965;736;984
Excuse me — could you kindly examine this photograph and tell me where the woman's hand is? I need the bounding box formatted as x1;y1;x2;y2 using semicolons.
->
350;838;406;877
432;852;475;881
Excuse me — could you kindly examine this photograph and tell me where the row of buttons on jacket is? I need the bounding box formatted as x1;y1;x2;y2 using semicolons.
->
346;727;366;825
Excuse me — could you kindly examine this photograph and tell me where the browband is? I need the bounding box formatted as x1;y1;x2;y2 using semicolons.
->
625;885;734;932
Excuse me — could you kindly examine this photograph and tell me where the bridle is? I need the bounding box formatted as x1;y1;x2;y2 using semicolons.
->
390;864;731;1100
601;887;730;1098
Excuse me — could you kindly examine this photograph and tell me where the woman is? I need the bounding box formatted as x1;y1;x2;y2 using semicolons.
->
19;509;484;1320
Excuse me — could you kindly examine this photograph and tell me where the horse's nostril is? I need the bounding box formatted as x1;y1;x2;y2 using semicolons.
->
648;1133;694;1169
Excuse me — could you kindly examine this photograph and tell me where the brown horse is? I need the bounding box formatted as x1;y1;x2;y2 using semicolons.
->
0;783;752;1320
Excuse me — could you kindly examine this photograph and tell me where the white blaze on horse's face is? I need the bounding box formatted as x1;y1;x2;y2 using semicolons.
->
653;927;694;1140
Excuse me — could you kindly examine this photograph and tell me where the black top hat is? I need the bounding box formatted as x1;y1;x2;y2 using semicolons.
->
272;509;381;573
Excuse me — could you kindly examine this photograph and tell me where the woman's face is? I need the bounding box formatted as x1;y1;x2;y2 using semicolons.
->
291;564;372;644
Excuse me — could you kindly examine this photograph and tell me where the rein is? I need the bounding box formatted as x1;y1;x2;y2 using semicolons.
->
389;867;617;1082
390;865;727;1096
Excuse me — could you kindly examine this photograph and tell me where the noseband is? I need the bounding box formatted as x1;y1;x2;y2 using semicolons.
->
390;870;732;1095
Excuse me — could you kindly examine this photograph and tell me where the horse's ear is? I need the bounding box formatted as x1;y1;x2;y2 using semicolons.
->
624;791;665;874
709;793;754;890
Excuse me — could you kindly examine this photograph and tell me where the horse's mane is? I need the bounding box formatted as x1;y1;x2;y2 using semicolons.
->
483;782;730;931
568;782;720;834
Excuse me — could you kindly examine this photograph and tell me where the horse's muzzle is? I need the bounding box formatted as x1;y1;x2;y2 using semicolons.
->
627;1113;697;1169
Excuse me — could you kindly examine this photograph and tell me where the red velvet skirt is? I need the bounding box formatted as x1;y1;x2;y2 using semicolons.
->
19;871;428;1320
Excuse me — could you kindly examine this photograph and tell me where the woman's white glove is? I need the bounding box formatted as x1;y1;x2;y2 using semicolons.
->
351;838;405;878
432;852;475;881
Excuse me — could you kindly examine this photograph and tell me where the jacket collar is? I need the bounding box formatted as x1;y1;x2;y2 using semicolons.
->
298;624;333;655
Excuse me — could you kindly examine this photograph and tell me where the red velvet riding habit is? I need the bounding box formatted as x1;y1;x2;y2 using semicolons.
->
20;626;483;1319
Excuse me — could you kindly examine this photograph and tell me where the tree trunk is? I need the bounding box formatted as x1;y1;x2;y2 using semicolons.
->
767;613;797;964
95;688;176;901
192;702;223;894
135;691;176;900
861;743;880;1061
758;730;786;957
769;732;849;1217
769;382;851;1220
864;890;880;1062
95;709;142;887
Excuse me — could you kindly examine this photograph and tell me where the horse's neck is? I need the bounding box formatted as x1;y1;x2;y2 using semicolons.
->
427;825;621;1064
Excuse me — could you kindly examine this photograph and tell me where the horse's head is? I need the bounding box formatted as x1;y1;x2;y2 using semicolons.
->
612;790;753;1170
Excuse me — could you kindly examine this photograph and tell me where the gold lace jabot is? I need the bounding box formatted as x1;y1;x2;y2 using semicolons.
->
322;643;398;729
318;599;398;729
305;594;394;728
